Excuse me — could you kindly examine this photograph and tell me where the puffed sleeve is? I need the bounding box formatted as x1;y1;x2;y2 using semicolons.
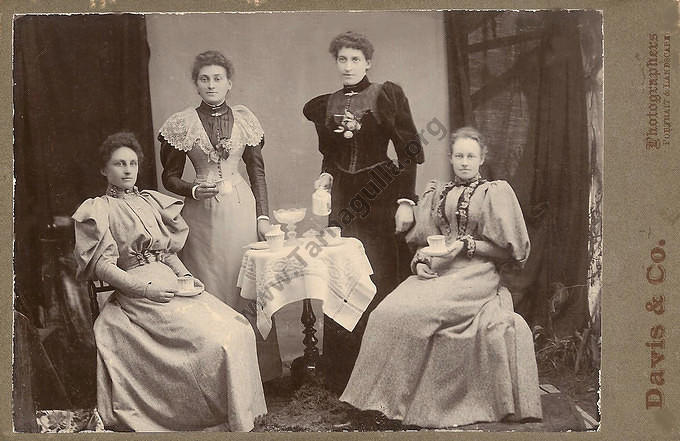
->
159;135;194;198
478;181;531;265
242;137;269;217
72;198;155;297
303;94;336;175
72;198;118;281
139;190;189;253
378;82;424;201
405;180;442;249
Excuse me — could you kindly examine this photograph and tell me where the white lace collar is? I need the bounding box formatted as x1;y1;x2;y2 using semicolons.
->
158;104;264;163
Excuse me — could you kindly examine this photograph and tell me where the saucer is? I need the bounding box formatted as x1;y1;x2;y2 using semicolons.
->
176;286;203;297
420;246;450;257
243;241;269;250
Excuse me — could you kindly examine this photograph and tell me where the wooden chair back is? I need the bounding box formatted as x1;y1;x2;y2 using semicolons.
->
86;280;115;322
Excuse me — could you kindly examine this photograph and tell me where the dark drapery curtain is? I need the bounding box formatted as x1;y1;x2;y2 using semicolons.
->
13;14;156;411
14;14;156;324
444;11;594;337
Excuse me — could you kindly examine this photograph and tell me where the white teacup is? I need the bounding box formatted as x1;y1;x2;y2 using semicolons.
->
323;226;342;244
177;275;194;292
265;228;285;250
426;235;447;252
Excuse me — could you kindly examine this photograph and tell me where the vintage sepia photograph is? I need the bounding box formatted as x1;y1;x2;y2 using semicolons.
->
12;9;604;434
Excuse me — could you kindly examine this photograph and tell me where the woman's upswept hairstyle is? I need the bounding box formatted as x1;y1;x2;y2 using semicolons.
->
328;31;374;60
99;131;144;169
450;126;489;158
191;50;234;82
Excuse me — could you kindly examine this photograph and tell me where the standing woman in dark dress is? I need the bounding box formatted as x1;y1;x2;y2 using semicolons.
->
303;31;424;392
158;50;281;382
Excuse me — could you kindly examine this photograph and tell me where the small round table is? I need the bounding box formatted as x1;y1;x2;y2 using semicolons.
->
237;237;376;387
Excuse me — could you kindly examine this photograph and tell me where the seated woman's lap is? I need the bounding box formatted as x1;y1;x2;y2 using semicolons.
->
371;269;502;331
104;289;255;351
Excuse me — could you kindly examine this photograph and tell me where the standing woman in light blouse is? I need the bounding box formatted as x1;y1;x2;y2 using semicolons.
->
158;50;281;382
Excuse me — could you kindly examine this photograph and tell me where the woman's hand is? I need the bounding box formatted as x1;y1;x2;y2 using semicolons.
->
193;277;205;293
194;182;219;200
395;203;415;233
440;240;465;259
314;174;333;191
416;263;438;279
257;218;272;240
144;282;177;303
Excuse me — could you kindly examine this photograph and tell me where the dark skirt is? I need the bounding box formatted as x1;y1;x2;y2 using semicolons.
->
323;162;413;392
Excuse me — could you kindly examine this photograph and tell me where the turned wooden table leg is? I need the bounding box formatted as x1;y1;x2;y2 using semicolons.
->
291;298;321;388
301;299;319;362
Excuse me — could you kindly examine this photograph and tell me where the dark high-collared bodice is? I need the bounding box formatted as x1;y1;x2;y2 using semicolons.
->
303;76;423;201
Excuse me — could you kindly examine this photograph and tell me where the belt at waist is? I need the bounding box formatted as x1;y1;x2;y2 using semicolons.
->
333;159;394;175
195;175;246;190
118;249;166;271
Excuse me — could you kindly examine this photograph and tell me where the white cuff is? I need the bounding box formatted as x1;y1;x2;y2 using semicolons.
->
397;198;416;206
191;184;199;200
257;215;270;221
319;172;333;186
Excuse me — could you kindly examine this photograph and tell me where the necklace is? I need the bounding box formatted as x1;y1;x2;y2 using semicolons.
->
106;184;139;198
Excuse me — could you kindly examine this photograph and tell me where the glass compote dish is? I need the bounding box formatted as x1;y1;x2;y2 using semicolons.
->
273;208;307;244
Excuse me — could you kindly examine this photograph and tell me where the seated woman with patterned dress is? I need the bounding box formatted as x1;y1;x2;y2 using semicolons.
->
72;132;266;432
340;127;543;428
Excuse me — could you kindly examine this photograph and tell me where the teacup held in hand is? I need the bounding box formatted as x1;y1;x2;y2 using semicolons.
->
177;275;194;292
176;275;202;296
422;235;450;257
427;235;446;252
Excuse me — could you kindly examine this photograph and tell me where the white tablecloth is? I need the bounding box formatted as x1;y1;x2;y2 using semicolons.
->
237;237;376;338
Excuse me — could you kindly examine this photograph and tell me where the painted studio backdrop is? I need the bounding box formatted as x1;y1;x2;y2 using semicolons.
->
13;11;602;431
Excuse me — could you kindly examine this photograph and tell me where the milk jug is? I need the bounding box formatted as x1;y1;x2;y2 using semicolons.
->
312;187;331;216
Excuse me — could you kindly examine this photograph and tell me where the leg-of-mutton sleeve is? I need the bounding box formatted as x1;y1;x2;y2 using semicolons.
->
318;129;336;176
478;180;531;266
242;137;269;218
303;94;336;176
72;198;151;298
378;81;425;202
159;135;194;199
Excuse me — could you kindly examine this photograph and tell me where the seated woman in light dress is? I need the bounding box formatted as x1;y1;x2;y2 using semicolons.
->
340;127;543;428
72;132;266;432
